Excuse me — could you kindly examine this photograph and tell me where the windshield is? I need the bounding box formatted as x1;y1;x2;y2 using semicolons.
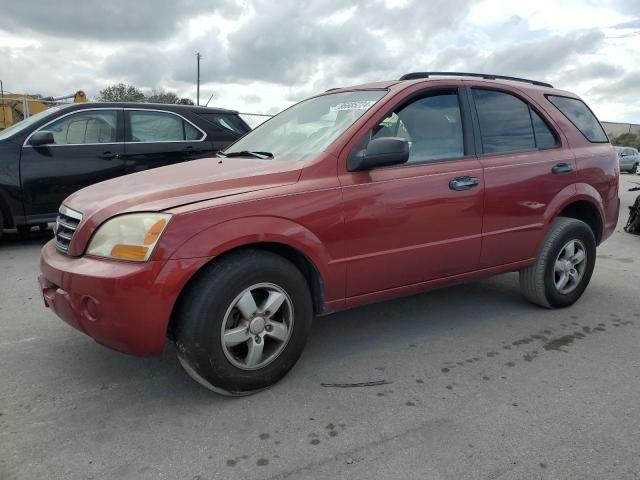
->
0;106;64;141
224;90;387;161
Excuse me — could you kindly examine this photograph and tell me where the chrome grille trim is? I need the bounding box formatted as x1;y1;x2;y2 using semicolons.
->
54;205;82;254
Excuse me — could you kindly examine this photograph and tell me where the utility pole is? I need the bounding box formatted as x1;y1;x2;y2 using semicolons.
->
196;52;202;106
0;80;5;128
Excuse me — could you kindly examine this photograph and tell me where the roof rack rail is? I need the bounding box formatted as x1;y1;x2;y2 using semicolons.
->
398;72;553;88
325;87;341;92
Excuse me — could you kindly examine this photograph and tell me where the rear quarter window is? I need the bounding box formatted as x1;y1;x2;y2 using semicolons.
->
198;113;249;134
546;95;608;143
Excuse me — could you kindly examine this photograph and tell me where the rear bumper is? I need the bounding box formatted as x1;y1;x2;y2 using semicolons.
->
39;240;210;356
603;195;620;243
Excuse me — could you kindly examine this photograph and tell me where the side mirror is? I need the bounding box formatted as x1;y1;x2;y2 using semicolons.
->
348;137;410;172
29;131;55;147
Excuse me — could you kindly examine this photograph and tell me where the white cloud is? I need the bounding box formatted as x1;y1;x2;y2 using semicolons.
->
0;0;638;121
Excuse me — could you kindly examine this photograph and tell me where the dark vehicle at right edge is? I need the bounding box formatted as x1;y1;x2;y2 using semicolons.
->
615;146;640;174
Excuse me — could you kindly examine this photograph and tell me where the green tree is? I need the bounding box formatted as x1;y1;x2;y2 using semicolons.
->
97;83;145;102
611;133;640;150
145;88;179;104
146;88;194;105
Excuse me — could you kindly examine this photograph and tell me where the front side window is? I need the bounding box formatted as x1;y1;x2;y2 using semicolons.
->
224;90;387;162
366;92;464;163
473;89;535;154
129;111;203;142
45;110;117;145
547;95;608;143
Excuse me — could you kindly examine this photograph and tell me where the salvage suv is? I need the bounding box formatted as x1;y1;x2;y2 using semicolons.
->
39;72;619;395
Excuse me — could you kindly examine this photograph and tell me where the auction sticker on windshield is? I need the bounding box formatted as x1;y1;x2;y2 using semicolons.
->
331;101;378;111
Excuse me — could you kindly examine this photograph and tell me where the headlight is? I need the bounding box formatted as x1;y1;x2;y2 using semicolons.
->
86;213;171;262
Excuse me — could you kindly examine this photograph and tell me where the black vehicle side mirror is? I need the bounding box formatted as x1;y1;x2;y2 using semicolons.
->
29;131;55;147
348;137;410;172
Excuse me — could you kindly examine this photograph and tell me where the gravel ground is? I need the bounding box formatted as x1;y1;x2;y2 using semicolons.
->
1;175;639;480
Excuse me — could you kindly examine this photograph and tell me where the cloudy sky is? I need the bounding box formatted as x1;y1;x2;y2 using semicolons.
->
0;0;639;122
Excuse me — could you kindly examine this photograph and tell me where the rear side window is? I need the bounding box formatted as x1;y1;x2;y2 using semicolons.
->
129;111;204;142
547;95;608;143
198;113;249;134
184;122;202;140
472;89;535;153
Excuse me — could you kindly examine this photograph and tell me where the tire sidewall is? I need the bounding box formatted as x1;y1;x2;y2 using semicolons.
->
176;252;313;394
543;221;596;308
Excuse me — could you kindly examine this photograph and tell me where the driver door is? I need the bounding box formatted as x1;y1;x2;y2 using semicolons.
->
21;108;125;220
339;88;484;299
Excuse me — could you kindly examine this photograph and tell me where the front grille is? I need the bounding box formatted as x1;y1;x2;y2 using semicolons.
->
54;205;83;254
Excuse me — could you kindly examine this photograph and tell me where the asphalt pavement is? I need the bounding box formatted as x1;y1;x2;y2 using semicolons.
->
1;175;639;480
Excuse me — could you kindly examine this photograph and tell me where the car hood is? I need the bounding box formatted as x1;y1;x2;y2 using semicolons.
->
65;156;302;228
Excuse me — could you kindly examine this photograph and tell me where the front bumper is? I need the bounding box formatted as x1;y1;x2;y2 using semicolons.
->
39;240;210;356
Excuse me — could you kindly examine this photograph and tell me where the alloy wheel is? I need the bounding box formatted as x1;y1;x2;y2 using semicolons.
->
220;283;294;370
553;239;587;294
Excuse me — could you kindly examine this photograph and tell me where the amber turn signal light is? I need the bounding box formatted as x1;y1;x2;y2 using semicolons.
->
110;244;149;261
144;219;167;246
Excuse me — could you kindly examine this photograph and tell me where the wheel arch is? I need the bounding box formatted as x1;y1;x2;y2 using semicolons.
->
166;241;327;340
557;200;603;244
546;184;605;245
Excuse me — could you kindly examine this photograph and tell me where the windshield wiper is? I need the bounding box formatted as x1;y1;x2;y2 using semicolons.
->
218;150;274;159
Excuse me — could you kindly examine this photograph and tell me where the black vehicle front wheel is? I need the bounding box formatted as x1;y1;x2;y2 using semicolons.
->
175;250;313;396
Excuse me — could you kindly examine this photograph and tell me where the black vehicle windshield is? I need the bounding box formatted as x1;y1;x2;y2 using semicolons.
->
0;106;64;141
223;90;387;161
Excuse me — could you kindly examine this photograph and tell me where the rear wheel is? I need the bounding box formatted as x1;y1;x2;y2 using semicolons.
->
632;163;638;174
519;217;596;308
175;250;313;395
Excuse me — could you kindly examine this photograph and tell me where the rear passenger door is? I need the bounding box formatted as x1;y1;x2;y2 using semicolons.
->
123;109;210;174
468;85;576;267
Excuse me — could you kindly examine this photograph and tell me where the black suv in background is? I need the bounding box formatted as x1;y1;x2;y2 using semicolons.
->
0;103;250;235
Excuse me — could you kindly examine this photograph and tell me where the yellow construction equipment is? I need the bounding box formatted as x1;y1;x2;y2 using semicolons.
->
0;89;87;129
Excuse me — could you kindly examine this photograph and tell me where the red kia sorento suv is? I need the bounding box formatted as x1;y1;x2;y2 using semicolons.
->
40;72;619;395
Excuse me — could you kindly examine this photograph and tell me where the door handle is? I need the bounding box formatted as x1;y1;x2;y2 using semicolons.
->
183;146;199;157
100;152;120;160
552;162;573;174
449;176;480;191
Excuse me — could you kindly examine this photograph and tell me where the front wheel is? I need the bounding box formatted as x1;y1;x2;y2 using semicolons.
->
519;217;596;308
631;163;638;174
175;250;313;395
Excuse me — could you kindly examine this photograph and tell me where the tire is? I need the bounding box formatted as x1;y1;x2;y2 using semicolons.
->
17;225;31;236
519;217;596;309
174;250;313;396
632;164;638;174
